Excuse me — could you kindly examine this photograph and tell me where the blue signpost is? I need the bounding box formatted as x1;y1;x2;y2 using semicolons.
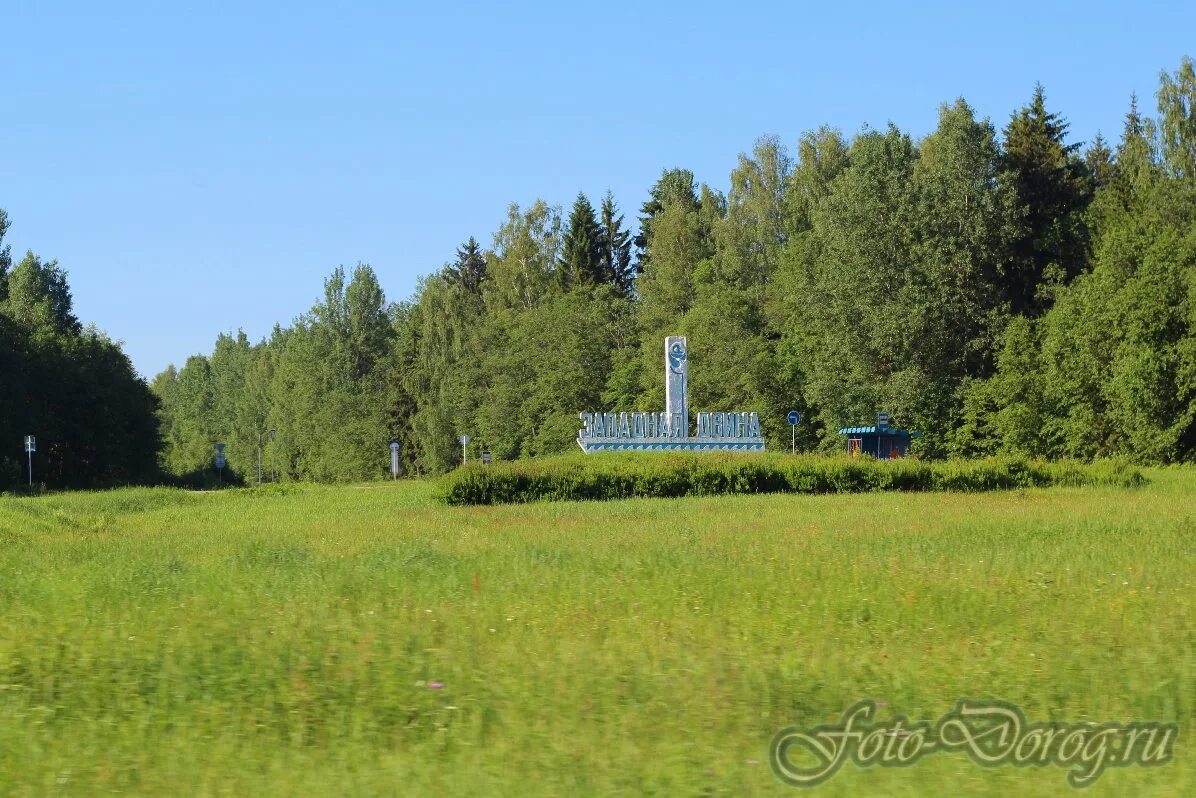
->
787;411;801;454
214;443;226;483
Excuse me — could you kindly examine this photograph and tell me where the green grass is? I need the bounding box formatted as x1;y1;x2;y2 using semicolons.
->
0;470;1194;795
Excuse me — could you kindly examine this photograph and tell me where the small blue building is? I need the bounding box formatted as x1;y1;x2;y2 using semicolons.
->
836;426;919;459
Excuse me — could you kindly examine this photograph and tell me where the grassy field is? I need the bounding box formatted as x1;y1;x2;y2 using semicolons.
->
0;469;1193;796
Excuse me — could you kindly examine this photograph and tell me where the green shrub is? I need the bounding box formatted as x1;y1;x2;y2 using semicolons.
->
435;453;1146;505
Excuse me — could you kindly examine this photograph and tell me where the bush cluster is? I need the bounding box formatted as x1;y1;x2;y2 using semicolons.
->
435;453;1145;505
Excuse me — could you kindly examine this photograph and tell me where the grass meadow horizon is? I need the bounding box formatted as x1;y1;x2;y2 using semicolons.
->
0;467;1193;794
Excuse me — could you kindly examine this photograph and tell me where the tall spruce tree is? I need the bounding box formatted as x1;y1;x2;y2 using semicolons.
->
1085;132;1115;189
447;236;488;300
559;192;603;289
1000;84;1093;316
1112;94;1160;196
597;191;634;293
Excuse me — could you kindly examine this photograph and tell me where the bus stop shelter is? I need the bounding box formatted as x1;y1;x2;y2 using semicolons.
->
836;426;918;459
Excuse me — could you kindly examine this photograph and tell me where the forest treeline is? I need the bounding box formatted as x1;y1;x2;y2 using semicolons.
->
3;58;1194;487
0;211;160;487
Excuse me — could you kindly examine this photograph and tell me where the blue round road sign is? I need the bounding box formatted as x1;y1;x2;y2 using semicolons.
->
787;411;801;425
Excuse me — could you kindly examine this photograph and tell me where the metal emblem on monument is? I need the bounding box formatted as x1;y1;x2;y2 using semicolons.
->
665;336;688;438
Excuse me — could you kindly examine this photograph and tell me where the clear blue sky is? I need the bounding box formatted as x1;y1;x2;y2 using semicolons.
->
4;1;1192;377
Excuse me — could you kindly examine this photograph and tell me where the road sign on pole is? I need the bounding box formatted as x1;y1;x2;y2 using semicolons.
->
389;441;402;480
214;443;226;482
482;450;492;465
787;411;801;454
24;435;36;486
460;434;471;464
876;412;891;458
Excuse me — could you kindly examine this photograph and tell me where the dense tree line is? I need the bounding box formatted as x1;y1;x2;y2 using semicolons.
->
0;211;160;489
151;264;401;483
133;58;1196;478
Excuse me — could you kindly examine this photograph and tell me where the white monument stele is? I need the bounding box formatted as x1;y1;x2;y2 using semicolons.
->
577;336;765;453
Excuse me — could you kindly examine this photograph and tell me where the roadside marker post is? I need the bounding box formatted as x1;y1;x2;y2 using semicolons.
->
24;435;36;486
786;411;801;454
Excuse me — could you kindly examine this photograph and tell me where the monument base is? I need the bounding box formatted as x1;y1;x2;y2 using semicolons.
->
577;437;765;453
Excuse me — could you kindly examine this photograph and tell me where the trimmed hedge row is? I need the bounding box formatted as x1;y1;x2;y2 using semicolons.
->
435;452;1146;505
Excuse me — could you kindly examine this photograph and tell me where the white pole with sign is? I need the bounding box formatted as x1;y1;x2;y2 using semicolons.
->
459;434;470;464
389;441;401;480
24;435;36;486
787;411;801;454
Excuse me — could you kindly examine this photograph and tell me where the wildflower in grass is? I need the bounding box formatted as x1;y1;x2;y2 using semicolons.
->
428;681;445;689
